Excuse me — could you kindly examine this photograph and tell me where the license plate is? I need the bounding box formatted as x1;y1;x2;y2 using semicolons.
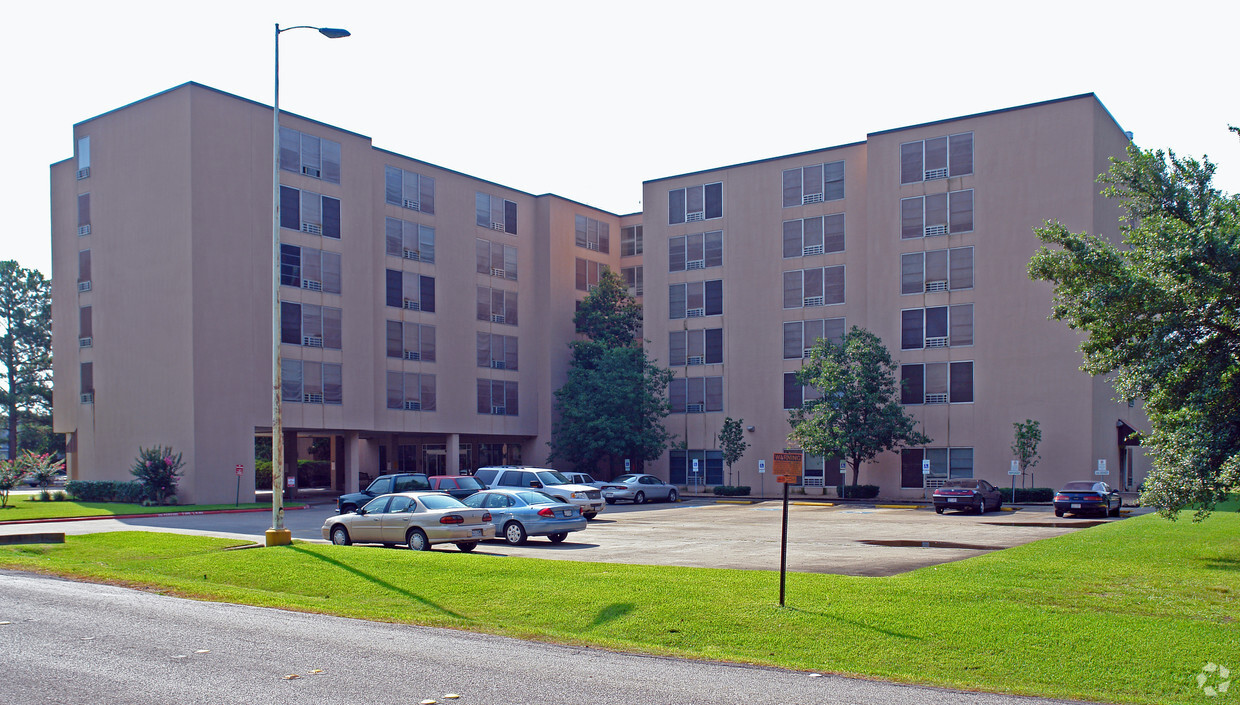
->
603;492;613;498
1071;503;1081;509
948;498;958;503
471;528;482;537
561;510;573;517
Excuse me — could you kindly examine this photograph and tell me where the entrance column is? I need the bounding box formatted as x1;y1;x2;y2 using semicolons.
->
447;434;460;475
344;432;363;493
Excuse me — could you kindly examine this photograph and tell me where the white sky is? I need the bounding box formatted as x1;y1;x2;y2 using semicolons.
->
3;0;1238;277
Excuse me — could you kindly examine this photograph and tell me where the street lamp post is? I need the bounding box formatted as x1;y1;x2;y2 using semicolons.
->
267;23;350;548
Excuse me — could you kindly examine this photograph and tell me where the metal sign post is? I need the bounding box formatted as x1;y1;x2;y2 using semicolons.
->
922;459;931;499
1095;459;1109;476
691;458;700;493
772;452;802;607
1009;460;1021;503
758;459;766;498
235;464;244;507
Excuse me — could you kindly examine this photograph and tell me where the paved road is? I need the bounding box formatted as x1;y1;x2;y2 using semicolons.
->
0;571;1087;705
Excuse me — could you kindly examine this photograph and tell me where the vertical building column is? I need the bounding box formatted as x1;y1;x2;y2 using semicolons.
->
446;434;460;475
344;432;362;493
332;435;345;490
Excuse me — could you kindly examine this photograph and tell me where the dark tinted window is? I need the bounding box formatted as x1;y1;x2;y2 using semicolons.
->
456;477;485;490
1061;482;1098;491
368;477;393;494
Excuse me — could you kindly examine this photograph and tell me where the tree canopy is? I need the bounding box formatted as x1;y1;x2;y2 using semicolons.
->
788;326;930;486
549;269;674;473
1029;135;1240;518
0;261;52;460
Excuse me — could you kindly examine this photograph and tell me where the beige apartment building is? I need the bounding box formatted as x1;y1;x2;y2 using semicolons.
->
51;83;1147;503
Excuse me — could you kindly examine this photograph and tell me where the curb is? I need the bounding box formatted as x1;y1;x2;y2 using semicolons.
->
0;504;310;526
714;499;757;505
790;501;835;507
875;504;922;509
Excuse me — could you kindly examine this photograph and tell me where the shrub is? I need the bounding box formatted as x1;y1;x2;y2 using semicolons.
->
38;489;51;502
712;485;751;496
0;459;23;509
17;451;64;489
52;491;67;501
998;487;1054;503
255;461;272;489
66;480;147;503
131;445;185;504
836;484;880;499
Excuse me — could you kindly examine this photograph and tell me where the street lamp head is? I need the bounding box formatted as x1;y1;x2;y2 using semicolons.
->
318;27;350;39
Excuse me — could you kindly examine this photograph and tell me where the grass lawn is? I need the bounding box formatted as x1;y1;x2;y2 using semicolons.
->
1;512;1236;704
0;496;303;522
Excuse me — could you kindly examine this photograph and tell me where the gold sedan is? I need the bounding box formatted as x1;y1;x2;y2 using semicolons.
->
322;491;495;552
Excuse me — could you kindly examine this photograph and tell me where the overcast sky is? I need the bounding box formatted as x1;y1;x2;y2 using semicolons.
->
4;0;1238;277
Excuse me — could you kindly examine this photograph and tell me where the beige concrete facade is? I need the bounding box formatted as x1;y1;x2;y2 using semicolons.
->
51;84;1147;503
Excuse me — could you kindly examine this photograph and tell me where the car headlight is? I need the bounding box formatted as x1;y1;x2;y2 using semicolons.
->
570;491;586;499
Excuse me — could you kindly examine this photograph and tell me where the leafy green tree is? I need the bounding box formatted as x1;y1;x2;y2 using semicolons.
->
549;269;674;474
1029;134;1240;518
0;261;52;461
788;327;930;487
718;417;749;485
131;445;186;504
1011;420;1042;489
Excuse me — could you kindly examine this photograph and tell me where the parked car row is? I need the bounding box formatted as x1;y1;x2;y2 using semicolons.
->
933;478;1124;518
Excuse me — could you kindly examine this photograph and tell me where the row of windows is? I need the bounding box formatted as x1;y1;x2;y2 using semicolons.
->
668;328;723;366
900;189;973;239
280;186;341;238
477;286;519;326
575;216;610;253
385;321;436;361
281;245;342;293
669;280;723;319
281;302;343;349
901;133;973;184
478;379;518;416
621;225;644;256
280;128;341;184
783;215;845;258
668;376;723;414
669;230;723;272
901;362;974;405
385;218;435;263
782;161;845;207
901;305;973;349
384;270;436;311
901;447;974;487
386;371;436;411
669;182;723;224
282;360;343;405
385;166;436;214
783;266;845;309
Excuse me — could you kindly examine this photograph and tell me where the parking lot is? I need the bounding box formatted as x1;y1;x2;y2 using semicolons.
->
0;498;1134;576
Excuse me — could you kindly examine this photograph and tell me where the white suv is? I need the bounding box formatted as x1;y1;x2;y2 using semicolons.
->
473;466;605;519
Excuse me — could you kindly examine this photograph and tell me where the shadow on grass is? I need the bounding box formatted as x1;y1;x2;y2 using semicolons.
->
784;607;922;641
290;545;472;622
1203;558;1240;572
589;602;635;628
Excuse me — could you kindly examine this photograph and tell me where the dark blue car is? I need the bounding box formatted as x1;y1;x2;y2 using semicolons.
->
337;473;430;514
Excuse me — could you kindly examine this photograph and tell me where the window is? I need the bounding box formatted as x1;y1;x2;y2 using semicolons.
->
78;250;91;291
783;215;845;258
385;269;435;312
900;133;973;183
669;280;723;319
282;360;343;405
621;225;644;256
901;304;973;349
782;266;845;308
900;362;973;404
900;190;973;238
477;379;518;416
476;333;518;370
901;447;974;487
279;127;341;183
575;259;606;291
783;161;844;206
386;218;435;263
386;321;436;361
281;302;343;349
476;239;518;280
574;215;610;253
77;193;90;236
386;371;436;411
668;376;723;413
476;192;517;234
76;136;91;179
900;246;973;294
476;286;518;325
280;245;342;294
280;186;341;238
621;266;643;296
79;306;92;347
80;362;93;403
782;372;823;410
669;450;724;484
669;230;723;271
669;328;723;366
385;166;435;214
669;182;723;224
782;318;846;359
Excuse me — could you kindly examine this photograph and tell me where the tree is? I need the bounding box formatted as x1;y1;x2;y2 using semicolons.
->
1011;420;1042;489
0;458;23;509
18;450;63;489
788;327;931;487
1029;134;1240;518
549;269;674;474
0;261;52;461
131;445;186;504
718;417;749;486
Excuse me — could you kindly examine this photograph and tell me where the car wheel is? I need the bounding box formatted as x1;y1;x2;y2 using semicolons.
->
340;504;356;514
935;507;944;515
634;491;646;505
330;525;351;546
1110;503;1121;518
583;512;597;520
548;532;568;544
503;521;527;546
406;528;430;552
456;541;478;552
605;498;616;505
1054;509;1064;518
977;498;987;514
667;489;679;503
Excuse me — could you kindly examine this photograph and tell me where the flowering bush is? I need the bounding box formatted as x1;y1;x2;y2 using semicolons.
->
0;459;24;509
18;450;65;489
130;445;185;504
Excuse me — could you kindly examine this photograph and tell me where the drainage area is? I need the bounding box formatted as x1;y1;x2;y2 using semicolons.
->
983;521;1108;529
858;539;1005;551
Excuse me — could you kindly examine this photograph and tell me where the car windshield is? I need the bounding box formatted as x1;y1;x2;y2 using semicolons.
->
455;477;485;490
515;490;563;505
942;480;979;488
419;495;467;510
1061;482;1099;491
614;474;640;483
535;471;572;485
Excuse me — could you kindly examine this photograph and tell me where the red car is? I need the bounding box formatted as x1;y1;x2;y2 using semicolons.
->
427;475;488;500
933;479;1002;514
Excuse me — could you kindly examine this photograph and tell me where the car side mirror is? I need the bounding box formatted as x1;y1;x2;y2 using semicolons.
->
530;481;543;488
356;508;366;516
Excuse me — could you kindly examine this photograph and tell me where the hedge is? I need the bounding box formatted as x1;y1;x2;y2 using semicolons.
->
712;485;752;496
65;480;148;503
836;484;880;499
998;487;1054;503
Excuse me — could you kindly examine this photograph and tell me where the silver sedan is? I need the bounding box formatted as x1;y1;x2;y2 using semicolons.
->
321;491;495;552
601;474;679;504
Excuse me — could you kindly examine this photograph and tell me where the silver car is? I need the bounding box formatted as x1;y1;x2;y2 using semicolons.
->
321;491;495;552
462;489;588;545
601;474;679;504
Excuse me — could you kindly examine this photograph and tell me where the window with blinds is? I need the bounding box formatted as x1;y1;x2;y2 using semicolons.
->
668;280;723;319
281;245;342;293
574;215;611;253
476;332;518;370
476;379;518;415
622;266;643;296
900;133;973;184
669;328;723;366
476;239;518;280
901;304;973;349
280;302;343;350
280;186;341;238
386;321;436;362
900;190;974;239
901;247;973;294
669;230;723;271
669;182;723;224
782;317;846;359
283;361;344;405
476;192;518;234
77;194;90;236
387;371;436;411
668;376;723;413
575;259;606;291
476;286;518;325
385;218;435;264
385;166;435;214
900;362;973;404
78;250;91;290
782;266;845;309
783;214;845;258
782;161;845;207
280;128;342;183
621;225;644;256
384;269;435;312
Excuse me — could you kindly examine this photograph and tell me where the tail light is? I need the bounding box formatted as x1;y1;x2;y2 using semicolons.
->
439;514;464;525
537;507;555;518
482;513;492;522
1054;494;1069;502
1083;494;1104;502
